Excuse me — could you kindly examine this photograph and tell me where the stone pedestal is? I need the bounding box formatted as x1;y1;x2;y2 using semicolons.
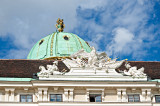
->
117;89;122;102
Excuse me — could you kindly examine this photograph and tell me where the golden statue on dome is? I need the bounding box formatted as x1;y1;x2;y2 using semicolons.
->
56;18;65;32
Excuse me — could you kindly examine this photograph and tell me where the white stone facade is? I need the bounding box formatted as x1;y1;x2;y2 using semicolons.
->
0;80;160;106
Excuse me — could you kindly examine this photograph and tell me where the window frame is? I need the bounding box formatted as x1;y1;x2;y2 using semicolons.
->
155;95;160;103
50;94;63;102
89;94;102;102
20;94;33;102
128;94;140;102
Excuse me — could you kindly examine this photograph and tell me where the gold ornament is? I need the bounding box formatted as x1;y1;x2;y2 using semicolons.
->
55;18;65;32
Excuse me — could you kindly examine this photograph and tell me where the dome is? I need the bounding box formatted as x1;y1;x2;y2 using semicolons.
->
27;32;91;59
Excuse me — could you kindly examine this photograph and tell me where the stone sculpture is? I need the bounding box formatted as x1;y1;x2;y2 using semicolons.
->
123;62;146;78
38;61;64;77
38;46;147;80
46;61;59;75
63;47;125;69
39;66;49;77
88;47;98;67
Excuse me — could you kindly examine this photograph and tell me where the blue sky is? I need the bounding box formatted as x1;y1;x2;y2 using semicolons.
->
0;0;160;61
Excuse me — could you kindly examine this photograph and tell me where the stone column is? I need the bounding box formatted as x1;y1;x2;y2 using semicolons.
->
141;89;146;102
117;89;122;102
38;88;42;101
5;90;9;101
64;88;74;102
43;88;48;101
5;88;15;102
102;89;105;102
86;90;89;102
10;89;15;101
69;89;74;101
63;89;68;102
38;88;48;101
122;89;127;102
146;89;151;102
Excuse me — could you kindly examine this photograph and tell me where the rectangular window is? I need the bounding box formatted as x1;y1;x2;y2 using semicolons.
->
128;94;140;102
89;94;102;102
155;95;160;103
50;94;62;102
20;95;32;102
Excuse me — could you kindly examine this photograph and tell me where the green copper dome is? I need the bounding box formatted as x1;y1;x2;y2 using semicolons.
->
27;32;91;59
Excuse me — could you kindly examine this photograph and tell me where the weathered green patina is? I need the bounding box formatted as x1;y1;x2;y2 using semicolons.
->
0;77;36;81
27;32;91;59
150;79;160;82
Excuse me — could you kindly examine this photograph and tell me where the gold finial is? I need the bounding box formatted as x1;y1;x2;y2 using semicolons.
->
107;58;111;61
55;18;65;32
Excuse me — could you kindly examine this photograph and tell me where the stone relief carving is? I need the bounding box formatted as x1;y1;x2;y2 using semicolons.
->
38;46;147;79
38;61;64;77
39;66;49;76
123;62;147;78
63;47;126;69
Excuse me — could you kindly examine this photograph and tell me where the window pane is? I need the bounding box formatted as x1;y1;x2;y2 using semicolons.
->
56;95;62;102
56;95;62;99
134;95;140;102
50;95;56;101
95;95;102;102
50;98;56;101
89;94;101;102
50;94;56;98
27;95;32;99
56;98;62;102
156;95;160;103
89;95;95;102
50;94;62;102
27;98;32;102
21;95;26;102
128;95;140;102
90;96;95;102
20;95;32;102
26;95;32;102
128;95;134;102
